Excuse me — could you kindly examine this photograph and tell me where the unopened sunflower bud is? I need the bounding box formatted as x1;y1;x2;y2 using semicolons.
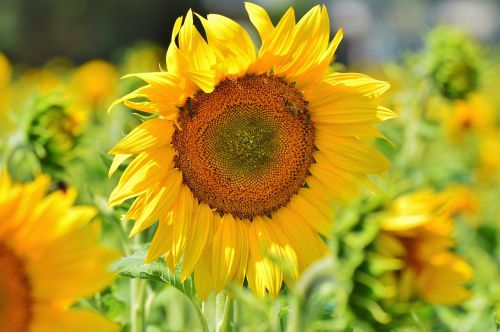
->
424;26;481;100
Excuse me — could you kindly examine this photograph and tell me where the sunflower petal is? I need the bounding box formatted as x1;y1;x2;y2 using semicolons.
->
181;202;213;280
211;214;238;291
109;119;174;155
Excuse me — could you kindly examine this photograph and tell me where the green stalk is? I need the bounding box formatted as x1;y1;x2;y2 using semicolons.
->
191;299;210;332
130;233;146;332
216;291;233;332
286;295;303;332
130;278;147;332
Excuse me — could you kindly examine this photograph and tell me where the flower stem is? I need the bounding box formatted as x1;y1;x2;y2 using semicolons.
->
130;233;146;332
216;291;233;332
130;278;147;332
191;299;210;332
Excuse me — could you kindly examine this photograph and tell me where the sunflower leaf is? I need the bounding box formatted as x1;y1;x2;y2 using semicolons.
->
112;249;197;300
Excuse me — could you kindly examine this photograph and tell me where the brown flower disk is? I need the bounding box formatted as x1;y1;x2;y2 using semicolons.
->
173;74;315;220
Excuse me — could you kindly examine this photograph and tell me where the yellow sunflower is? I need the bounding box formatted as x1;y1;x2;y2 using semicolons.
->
376;190;473;305
0;53;11;127
443;93;495;141
70;60;118;106
0;172;119;332
109;3;394;298
478;129;500;179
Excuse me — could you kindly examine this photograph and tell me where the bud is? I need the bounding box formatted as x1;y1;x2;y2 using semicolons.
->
424;26;481;100
25;96;84;176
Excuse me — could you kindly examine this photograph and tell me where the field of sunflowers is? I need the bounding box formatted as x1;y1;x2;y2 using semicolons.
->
1;1;499;331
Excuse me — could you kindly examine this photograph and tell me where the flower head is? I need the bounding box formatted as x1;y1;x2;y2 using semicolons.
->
0;53;12;130
443;94;495;140
375;190;473;305
70;60;118;106
109;3;394;298
0;172;119;332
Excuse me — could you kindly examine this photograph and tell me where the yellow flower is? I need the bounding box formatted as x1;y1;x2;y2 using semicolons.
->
444;93;495;140
109;3;394;298
0;172;120;332
0;53;12;130
376;190;473;305
121;44;165;73
478;129;500;179
16;68;62;96
441;185;478;216
70;60;118;106
0;52;11;86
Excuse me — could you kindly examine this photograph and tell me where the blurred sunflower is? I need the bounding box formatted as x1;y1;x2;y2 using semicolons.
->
16;68;62;97
109;3;394;298
443;93;495;140
70;60;118;107
0;53;12;129
375;190;473;305
0;172;119;332
478;129;500;179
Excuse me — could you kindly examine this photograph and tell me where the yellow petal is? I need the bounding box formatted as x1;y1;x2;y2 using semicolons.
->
314;137;390;174
244;2;274;38
249;6;296;73
109;118;174;155
198;13;255;76
287;192;333;236
194;244;214;301
418;254;473;305
274;207;328;271
129;169;183;237
211;214;238;291
292;28;343;88
108;154;131;178
108;147;175;207
186;69;216;93
247;217;283;297
146;215;174;263
171;185;195;266
232;219;250;286
166;16;185;74
181;202;213;280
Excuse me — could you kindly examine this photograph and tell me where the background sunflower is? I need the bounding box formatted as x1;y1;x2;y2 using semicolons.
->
0;172;119;332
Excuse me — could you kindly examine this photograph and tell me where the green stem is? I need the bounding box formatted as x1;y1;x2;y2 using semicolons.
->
191;299;210;332
216;291;233;332
131;278;147;332
130;233;146;332
285;295;302;332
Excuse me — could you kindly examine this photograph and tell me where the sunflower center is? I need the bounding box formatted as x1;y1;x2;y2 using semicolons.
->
173;74;315;220
212;109;278;176
0;243;31;332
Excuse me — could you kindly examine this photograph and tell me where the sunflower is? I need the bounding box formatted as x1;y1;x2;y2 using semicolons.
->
70;60;118;107
0;172;119;332
109;3;394;298
443;93;495;141
0;53;11;130
375;190;473;305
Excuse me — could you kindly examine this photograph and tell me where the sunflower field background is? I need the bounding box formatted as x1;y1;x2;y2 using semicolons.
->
1;0;499;331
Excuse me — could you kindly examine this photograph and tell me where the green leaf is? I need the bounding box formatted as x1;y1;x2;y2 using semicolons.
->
112;249;197;300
